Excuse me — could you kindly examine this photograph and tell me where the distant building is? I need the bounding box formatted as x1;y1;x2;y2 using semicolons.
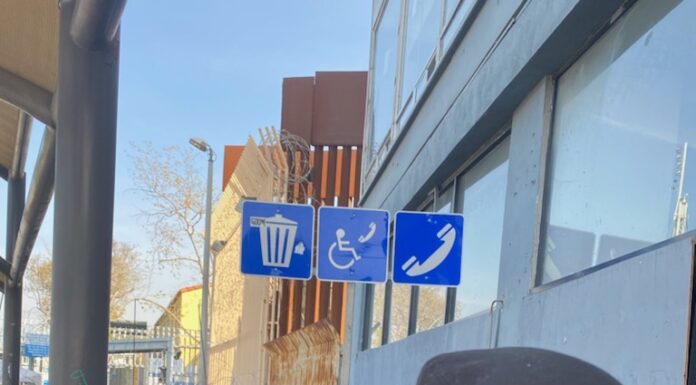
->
208;71;367;385
350;0;696;384
155;284;202;373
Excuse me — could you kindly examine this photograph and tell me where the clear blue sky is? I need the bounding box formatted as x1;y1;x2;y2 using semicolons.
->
1;0;372;327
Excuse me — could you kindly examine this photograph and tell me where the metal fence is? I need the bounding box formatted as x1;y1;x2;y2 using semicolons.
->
108;326;200;385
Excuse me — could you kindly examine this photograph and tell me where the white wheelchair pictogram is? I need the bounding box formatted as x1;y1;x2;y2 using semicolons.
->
328;222;377;270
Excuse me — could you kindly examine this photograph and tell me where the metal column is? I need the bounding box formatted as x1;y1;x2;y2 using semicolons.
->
199;152;214;385
3;174;25;385
50;2;120;385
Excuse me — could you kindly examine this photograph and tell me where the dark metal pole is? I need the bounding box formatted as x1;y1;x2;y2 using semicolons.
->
3;173;25;385
50;2;119;385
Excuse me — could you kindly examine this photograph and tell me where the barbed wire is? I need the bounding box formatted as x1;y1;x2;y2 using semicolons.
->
279;130;312;185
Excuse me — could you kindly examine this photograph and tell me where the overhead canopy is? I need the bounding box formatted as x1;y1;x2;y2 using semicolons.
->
0;0;59;177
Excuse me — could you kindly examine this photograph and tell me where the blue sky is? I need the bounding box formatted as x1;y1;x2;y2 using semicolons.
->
1;1;372;326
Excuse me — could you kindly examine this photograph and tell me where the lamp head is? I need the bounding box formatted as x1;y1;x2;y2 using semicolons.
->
189;137;209;152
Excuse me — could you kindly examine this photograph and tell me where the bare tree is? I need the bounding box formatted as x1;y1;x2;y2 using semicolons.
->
130;143;211;276
370;284;450;346
25;255;51;329
25;241;144;328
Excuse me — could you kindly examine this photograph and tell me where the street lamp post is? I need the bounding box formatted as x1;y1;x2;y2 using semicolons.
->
189;137;214;385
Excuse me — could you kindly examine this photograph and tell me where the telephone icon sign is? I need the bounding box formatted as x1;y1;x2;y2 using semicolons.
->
393;212;463;286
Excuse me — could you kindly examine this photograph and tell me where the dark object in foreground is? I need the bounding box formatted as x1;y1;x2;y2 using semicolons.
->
416;347;621;385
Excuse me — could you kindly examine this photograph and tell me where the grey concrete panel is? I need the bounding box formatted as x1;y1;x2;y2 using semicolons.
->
363;0;625;213
497;78;551;302
352;312;490;385
351;236;694;385
502;237;694;384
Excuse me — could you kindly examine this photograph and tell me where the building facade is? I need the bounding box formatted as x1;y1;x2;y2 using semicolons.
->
154;285;203;380
350;0;696;384
208;71;367;385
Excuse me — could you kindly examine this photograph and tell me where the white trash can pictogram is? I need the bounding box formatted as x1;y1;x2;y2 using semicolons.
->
251;213;298;268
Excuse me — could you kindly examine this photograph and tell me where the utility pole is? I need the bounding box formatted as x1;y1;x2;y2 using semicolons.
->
189;138;214;385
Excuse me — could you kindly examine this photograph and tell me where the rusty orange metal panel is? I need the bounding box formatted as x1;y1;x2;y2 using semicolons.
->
311;72;367;146
329;282;345;339
354;148;362;202
278;280;291;337
304;278;317;325
290;280;303;332
312;147;324;204
317;281;331;321
338;147;351;206
326;147;337;202
281;77;314;144
222;145;245;190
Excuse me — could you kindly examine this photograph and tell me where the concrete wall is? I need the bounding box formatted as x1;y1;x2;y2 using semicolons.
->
351;236;694;385
361;0;624;211
351;0;696;384
209;139;277;385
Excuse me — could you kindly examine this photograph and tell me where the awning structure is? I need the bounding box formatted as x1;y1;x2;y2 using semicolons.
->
0;1;127;385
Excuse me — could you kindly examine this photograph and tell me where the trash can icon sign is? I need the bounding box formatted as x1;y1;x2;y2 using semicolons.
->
251;213;299;268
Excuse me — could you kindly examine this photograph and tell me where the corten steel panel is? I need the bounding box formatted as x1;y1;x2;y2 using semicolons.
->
312;147;325;205
325;147;338;201
281;77;314;144
338;148;351;206
300;151;311;203
354;149;362;202
278;280;291;337
330;282;345;339
318;281;331;322
311;72;367;146
222;145;244;190
305;278;318;324
290;280;304;332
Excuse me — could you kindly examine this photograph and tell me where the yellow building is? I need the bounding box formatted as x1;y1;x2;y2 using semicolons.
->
155;284;203;372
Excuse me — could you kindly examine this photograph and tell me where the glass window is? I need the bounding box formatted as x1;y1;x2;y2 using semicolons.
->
370;0;401;157
370;284;386;348
416;286;447;332
442;0;475;49
540;0;696;284
400;0;441;109
454;137;509;319
444;0;460;23
436;183;454;213
415;184;453;331
389;283;411;342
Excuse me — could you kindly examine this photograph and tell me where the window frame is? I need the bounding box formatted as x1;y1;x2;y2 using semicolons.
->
363;0;485;192
362;127;511;349
532;0;687;288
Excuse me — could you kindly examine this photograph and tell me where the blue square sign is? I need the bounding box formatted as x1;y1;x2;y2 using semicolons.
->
317;206;389;283
392;211;463;286
241;201;314;279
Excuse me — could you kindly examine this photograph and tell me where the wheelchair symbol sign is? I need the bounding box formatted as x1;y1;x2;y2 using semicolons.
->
317;207;389;283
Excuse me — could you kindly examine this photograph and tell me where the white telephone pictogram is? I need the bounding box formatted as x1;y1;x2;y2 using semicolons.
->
401;223;456;276
358;222;377;243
